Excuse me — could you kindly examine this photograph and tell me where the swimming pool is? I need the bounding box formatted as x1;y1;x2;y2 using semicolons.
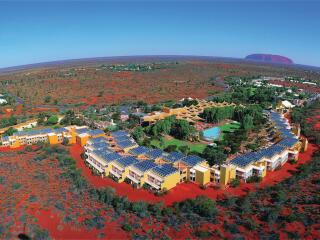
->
202;127;221;141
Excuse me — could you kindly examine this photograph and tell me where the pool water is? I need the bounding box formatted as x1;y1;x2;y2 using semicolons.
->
202;127;221;141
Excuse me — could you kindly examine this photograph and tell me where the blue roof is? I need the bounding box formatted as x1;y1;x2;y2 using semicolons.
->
182;155;204;167
54;127;68;134
113;135;132;142
2;136;9;141
76;128;90;134
230;152;263;168
117;140;137;149
276;137;298;148
152;164;178;177
13;128;53;136
87;136;106;144
145;149;165;159
90;129;104;136
260;145;286;158
128;146;152;155
115;156;139;168
111;131;129;137
92;150;114;164
91;142;110;151
132;160;157;173
103;152;122;162
163;152;186;163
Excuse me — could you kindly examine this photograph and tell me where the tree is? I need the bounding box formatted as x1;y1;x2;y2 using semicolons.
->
170;119;196;140
202;146;226;166
60;110;84;126
44;95;51;103
242;114;253;131
164;145;177;152
4;127;17;136
46;115;59;125
132;126;145;143
111;112;121;121
178;145;190;155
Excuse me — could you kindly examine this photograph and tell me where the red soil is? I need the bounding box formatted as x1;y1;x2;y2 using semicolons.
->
0;146;129;239
70;142;318;206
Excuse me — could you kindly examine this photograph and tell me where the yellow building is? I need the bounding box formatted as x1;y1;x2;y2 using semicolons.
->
1;127;73;148
75;128;105;146
145;164;180;191
192;165;211;186
217;164;236;186
108;156;139;183
127;160;158;187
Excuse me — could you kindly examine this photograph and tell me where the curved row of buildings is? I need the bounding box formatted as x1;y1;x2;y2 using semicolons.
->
83;110;306;191
0;108;307;192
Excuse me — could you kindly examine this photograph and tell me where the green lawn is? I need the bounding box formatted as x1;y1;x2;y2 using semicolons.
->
150;138;207;154
219;122;240;140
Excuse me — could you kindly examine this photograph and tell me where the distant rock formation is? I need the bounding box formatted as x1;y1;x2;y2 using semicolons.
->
245;54;293;65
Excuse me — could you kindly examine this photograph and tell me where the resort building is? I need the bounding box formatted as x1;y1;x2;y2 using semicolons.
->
1;126;78;148
86;149;114;174
75;127;105;146
144;164;180;191
109;156;139;182
127;160;158;188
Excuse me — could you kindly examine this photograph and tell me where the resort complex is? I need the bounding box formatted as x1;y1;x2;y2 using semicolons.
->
0;100;307;192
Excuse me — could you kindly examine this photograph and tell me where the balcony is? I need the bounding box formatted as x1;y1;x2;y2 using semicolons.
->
86;158;104;173
109;169;122;179
145;179;161;190
127;174;140;184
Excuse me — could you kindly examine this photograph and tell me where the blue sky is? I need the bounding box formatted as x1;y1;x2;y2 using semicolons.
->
0;1;319;68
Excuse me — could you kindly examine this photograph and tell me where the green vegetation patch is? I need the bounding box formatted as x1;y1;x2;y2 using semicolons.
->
151;137;206;154
219;122;240;140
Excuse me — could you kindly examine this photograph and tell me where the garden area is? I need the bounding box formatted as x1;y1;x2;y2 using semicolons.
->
150;136;207;154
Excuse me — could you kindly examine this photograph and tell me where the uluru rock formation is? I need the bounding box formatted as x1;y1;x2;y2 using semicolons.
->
245;54;293;65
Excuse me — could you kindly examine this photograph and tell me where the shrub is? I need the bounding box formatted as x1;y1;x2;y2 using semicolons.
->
246;175;262;183
0;176;4;184
230;178;240;188
289;159;297;164
12;183;22;190
25;145;33;152
122;223;133;232
195;230;212;238
29;195;38;203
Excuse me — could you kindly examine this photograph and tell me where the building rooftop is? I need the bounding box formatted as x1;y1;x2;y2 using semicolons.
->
132;160;157;173
89;129;104;136
115;156;139;168
162;151;186;163
87;136;107;145
116;140;137;149
113;135;133;143
182;155;205;167
230;152;263;168
151;164;178;177
145;149;165;159
13;128;53;137
128;146;152;156
276;137;299;148
110;130;129;137
53;127;68;134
